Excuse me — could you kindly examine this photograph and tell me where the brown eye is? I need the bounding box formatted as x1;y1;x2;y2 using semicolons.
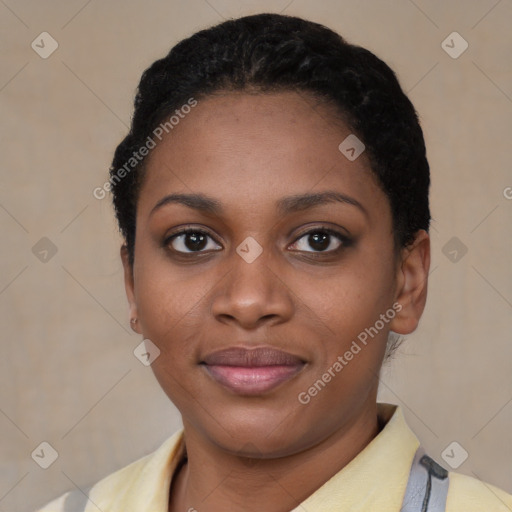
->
166;229;222;254
290;229;351;253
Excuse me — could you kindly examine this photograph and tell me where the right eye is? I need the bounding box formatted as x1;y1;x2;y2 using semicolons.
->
164;228;222;254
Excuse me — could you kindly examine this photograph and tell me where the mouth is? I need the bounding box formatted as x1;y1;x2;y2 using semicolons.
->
200;346;306;396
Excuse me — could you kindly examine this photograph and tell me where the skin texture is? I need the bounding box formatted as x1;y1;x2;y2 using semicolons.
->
121;90;430;512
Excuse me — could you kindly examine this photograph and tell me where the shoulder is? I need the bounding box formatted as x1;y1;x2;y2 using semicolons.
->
34;430;184;512
34;452;153;512
447;471;512;511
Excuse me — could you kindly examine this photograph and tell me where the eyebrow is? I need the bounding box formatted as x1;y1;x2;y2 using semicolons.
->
149;191;367;218
150;193;222;217
277;191;367;217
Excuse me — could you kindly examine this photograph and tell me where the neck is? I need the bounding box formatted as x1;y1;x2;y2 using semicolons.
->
169;402;383;512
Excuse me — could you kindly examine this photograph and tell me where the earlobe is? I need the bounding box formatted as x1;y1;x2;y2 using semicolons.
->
389;230;431;335
120;244;141;334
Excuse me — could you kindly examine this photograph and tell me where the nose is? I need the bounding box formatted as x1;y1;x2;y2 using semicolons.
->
210;244;294;330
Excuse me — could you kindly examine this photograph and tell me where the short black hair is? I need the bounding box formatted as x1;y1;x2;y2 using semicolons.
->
110;12;430;266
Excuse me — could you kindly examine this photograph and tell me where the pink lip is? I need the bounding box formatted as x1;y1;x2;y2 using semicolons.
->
200;347;306;395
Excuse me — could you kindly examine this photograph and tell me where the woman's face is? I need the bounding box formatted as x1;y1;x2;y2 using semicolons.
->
122;90;429;457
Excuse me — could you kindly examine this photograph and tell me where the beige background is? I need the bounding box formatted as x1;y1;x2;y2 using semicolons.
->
1;1;511;511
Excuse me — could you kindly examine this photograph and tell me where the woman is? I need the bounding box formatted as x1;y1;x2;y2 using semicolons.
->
37;12;512;512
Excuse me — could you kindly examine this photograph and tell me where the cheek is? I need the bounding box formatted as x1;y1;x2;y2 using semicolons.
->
294;273;392;417
304;257;395;334
296;252;396;378
133;262;206;408
132;254;204;356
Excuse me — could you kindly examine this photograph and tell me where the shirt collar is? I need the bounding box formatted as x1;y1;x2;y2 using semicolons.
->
290;402;420;511
118;402;419;511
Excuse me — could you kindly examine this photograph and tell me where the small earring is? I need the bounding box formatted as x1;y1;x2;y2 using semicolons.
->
130;318;138;324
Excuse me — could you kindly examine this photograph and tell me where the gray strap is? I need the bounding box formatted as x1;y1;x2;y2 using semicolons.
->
62;486;92;512
400;446;449;512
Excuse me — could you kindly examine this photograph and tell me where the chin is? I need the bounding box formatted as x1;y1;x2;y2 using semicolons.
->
196;408;309;457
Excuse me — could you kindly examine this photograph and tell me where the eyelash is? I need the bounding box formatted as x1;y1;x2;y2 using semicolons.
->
163;225;352;257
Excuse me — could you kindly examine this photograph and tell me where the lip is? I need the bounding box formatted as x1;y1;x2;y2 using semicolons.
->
200;347;306;395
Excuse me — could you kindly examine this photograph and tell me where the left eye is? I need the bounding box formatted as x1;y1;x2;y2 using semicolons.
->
167;229;222;253
290;229;347;253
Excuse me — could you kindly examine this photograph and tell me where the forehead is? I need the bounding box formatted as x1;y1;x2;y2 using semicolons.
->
137;90;387;221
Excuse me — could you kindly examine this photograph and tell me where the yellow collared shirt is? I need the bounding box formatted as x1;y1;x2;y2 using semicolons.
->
36;403;512;511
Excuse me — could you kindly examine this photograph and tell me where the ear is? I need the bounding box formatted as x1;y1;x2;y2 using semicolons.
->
121;244;141;334
389;230;430;335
